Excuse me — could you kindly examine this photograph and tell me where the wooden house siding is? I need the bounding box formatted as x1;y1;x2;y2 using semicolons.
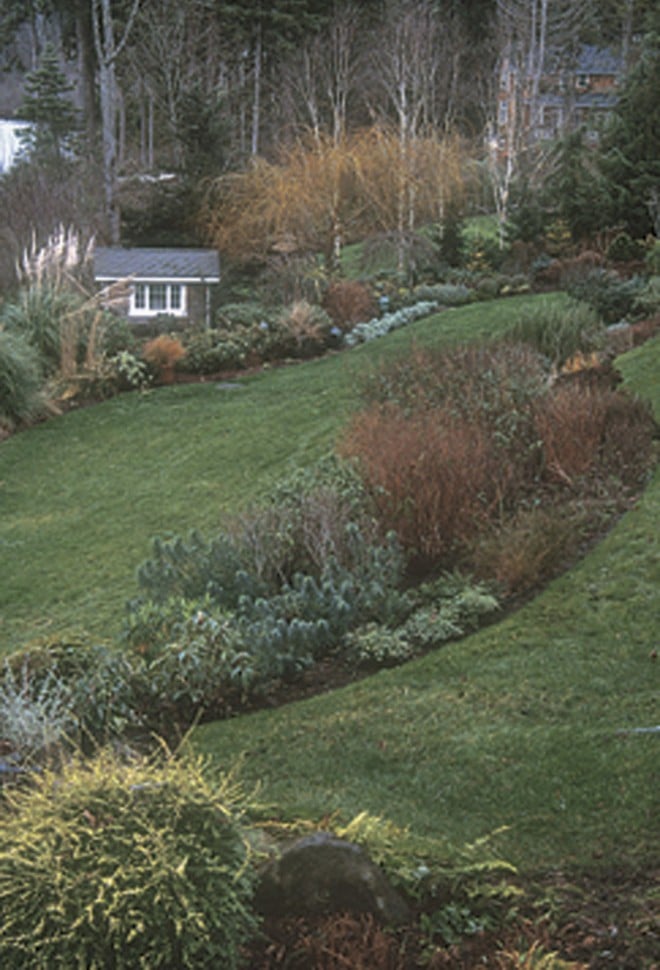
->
94;247;220;330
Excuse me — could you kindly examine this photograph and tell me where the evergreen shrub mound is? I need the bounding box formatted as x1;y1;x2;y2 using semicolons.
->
606;231;646;264
412;282;473;306
565;269;646;325
181;328;249;374
0;748;257;969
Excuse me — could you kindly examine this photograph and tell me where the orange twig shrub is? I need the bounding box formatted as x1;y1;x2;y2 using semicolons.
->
340;403;499;569
142;335;186;383
471;506;584;595
534;384;607;483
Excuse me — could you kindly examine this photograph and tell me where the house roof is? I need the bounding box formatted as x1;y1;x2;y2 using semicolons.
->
576;44;621;76
543;43;622;77
94;247;220;282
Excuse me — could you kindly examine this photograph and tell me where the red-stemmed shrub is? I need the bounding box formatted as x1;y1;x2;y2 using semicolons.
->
534;382;656;487
323;280;376;328
599;389;657;486
340;403;501;570
471;506;586;596
534;383;609;483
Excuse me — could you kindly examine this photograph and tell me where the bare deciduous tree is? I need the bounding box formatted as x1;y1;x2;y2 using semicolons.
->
280;1;362;146
201;127;468;276
91;0;140;243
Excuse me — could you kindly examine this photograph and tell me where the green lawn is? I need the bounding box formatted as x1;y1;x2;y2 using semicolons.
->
0;292;561;650
193;331;660;872
2;293;658;877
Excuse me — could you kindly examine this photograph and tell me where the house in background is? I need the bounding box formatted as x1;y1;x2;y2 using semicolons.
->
497;44;623;150
94;247;220;329
0;119;31;173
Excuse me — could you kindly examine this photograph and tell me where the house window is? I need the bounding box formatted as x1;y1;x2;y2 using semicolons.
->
134;283;147;310
130;282;186;317
148;284;167;311
169;285;182;310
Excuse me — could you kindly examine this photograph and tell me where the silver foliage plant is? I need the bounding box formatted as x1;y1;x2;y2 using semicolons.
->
0;661;75;762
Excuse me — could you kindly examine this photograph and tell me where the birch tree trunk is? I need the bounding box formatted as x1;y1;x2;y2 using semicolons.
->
251;22;262;156
91;0;140;244
370;1;441;276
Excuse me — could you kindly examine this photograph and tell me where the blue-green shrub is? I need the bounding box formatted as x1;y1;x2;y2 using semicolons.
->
412;283;474;306
127;524;408;723
344;300;438;346
135;530;266;608
566;269;646;324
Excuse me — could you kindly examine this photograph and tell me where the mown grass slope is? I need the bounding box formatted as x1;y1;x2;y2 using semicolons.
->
0;293;562;650
1;290;657;873
194;331;660;871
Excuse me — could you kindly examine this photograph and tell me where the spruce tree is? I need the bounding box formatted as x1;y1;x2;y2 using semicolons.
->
543;130;609;243
18;43;80;165
599;31;660;237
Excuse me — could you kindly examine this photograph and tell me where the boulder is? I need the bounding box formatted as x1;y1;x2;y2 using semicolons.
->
254;831;410;925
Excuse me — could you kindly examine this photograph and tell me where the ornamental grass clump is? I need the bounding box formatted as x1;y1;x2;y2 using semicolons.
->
505;298;604;367
277;299;333;357
0;327;46;430
6;226;124;381
0;748;258;969
0;660;74;766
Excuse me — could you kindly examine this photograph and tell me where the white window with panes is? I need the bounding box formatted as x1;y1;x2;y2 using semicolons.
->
131;282;186;317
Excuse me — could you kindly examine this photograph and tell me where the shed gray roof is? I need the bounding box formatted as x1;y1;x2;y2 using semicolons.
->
544;44;622;77
94;247;220;282
576;44;621;76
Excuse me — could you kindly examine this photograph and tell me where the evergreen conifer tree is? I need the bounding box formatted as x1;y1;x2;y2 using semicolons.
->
543;129;609;243
599;31;660;237
18;43;80;166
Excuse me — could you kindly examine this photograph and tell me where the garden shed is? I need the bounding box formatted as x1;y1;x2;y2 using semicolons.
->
94;247;220;329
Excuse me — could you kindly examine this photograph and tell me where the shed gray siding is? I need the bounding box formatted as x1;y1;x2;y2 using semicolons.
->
94;247;220;329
